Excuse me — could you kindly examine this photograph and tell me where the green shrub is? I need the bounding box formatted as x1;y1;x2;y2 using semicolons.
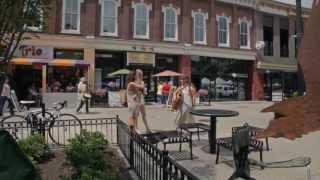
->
65;130;120;180
17;134;51;163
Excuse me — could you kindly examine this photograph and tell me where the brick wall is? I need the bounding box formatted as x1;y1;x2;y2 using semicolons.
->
46;0;255;51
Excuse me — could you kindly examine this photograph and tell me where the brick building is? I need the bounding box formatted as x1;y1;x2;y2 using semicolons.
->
11;0;312;102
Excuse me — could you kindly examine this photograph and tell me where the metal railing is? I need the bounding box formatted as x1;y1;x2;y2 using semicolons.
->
117;119;199;180
1;115;198;180
0;117;118;146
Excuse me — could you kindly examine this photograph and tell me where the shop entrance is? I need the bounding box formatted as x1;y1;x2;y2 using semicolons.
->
12;66;42;101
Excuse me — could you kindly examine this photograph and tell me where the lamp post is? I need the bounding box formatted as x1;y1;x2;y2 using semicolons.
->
296;0;305;95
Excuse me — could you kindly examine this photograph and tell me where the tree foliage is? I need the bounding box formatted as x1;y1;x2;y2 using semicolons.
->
0;0;51;63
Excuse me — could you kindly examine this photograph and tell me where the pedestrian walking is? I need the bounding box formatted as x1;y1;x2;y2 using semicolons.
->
76;77;90;113
0;77;14;116
162;80;171;105
157;81;163;104
173;76;196;125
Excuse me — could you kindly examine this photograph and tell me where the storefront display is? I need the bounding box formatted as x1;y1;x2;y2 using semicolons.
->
192;56;252;101
11;47;89;106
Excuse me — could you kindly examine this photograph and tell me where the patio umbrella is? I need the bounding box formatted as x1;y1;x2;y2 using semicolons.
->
258;3;320;140
108;69;131;77
153;70;183;77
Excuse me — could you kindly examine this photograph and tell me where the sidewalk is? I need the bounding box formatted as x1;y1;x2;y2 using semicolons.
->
41;101;320;179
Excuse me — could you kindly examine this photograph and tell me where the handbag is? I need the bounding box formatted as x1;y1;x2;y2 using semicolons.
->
172;89;183;111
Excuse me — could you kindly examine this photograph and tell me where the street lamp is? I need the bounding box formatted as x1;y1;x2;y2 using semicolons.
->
296;0;305;95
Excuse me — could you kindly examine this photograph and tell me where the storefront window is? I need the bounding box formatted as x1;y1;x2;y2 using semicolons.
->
47;67;84;93
192;57;251;101
95;51;125;90
54;49;84;60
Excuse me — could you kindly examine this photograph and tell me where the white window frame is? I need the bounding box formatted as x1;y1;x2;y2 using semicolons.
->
132;0;152;39
238;17;252;49
161;4;180;42
216;14;231;47
191;9;208;45
99;0;121;37
61;0;83;34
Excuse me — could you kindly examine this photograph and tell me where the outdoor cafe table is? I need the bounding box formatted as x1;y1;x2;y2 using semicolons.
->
190;109;239;154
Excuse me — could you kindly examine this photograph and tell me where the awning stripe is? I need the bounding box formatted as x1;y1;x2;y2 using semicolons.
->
49;59;90;67
11;58;90;67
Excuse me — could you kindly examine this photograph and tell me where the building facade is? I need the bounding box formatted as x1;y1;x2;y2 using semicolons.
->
12;0;311;101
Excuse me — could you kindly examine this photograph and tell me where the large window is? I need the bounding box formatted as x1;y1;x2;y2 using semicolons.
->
280;18;289;57
132;2;152;39
100;0;120;36
62;0;82;34
239;18;251;49
192;10;208;44
162;5;179;41
217;15;231;47
263;15;274;56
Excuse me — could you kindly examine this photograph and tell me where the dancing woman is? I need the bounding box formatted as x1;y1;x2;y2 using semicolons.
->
174;76;196;125
126;70;151;132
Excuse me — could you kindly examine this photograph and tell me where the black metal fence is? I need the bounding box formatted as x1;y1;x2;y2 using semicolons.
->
0;117;118;146
1;115;199;180
117;119;199;180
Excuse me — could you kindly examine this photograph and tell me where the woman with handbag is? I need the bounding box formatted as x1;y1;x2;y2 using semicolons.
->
76;77;91;113
173;76;196;125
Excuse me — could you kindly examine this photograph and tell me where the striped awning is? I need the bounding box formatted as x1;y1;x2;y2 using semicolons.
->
11;58;90;67
49;59;90;67
11;58;50;65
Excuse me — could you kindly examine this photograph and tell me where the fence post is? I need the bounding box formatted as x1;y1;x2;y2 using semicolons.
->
129;126;134;168
116;115;119;144
40;103;46;137
162;150;169;180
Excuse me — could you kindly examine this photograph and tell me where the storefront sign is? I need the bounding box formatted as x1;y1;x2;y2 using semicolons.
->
127;52;155;66
15;45;53;59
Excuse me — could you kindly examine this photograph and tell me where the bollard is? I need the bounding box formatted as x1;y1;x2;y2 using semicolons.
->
162;150;169;180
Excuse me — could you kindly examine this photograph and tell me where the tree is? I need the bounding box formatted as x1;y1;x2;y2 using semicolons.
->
0;0;51;65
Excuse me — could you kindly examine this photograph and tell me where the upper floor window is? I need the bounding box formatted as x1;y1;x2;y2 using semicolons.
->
132;1;152;39
162;5;180;41
62;0;83;34
217;15;231;47
239;18;252;49
192;10;208;45
100;0;121;36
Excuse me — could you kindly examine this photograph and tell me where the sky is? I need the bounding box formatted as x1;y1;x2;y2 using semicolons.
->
273;0;314;8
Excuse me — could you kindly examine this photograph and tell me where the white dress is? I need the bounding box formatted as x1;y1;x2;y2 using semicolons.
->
176;86;195;125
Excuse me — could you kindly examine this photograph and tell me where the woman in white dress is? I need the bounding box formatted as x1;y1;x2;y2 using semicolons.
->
134;69;150;132
126;70;150;132
174;76;196;125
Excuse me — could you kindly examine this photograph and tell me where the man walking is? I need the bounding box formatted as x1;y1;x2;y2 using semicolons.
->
0;77;14;116
76;77;90;113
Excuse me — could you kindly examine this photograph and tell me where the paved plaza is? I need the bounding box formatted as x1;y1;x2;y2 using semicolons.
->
61;101;320;180
8;101;320;180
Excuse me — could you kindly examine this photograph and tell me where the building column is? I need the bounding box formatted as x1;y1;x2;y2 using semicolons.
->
42;65;47;95
232;6;238;48
289;16;296;60
179;55;191;77
250;63;265;100
273;16;281;58
181;0;191;43
208;0;216;47
152;0;161;41
84;48;95;91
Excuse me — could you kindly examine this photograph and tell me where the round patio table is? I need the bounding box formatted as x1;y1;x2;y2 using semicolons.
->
190;109;239;154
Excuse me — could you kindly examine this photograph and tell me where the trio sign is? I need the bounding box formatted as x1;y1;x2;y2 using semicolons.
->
15;45;53;59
